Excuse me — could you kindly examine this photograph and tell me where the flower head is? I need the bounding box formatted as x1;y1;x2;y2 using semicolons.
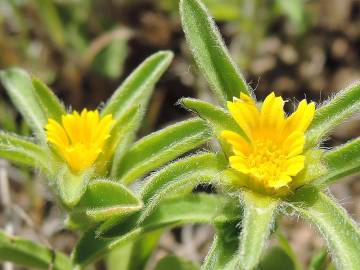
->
45;109;115;173
221;92;315;194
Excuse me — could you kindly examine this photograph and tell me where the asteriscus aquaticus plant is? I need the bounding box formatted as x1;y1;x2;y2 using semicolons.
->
45;109;115;173
221;92;315;194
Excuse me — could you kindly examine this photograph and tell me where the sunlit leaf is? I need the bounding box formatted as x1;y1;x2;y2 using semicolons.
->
180;0;250;105
306;81;360;148
115;119;211;184
0;68;47;142
287;187;360;270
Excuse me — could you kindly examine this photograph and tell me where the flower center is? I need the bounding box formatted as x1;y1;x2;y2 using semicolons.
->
248;140;287;184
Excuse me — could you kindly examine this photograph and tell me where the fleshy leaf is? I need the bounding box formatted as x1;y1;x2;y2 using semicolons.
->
115;119;211;184
72;194;226;267
314;137;360;186
0;131;50;173
57;168;90;207
32;77;66;122
0;230;71;270
69;180;142;228
306;81;360;148
202;220;239;270
180;98;243;136
0;68;47;143
101;51;173;120
287;187;360;270
238;191;278;270
180;0;250;105
139;152;226;221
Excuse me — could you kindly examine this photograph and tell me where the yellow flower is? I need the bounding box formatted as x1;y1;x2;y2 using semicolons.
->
45;109;115;173
221;92;315;193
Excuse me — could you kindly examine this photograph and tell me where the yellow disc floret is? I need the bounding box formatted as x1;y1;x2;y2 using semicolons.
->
45;109;115;173
221;92;315;193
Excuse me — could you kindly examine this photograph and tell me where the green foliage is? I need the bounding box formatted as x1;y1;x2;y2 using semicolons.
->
101;51;173;119
32;77;66;122
180;0;250;105
0;131;49;172
139;152;226;220
69;180;142;228
0;68;48;143
315;137;360;186
239;191;278;270
155;255;200;270
288;187;360;270
115;119;212;184
0;230;71;270
180;98;243;137
257;246;296;270
57;168;90;207
306;81;360;148
72;193;230;267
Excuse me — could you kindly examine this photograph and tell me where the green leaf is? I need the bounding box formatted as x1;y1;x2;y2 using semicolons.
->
180;98;243;137
101;51;173;120
72;194;224;267
72;227;143;268
288;187;360;270
0;131;50;172
309;249;328;270
306;81;360;148
314;138;360;186
115;119;212;185
276;231;302;270
238;191;278;270
0;230;71;270
69;180;142;228
97;105;142;175
180;0;250;105
32;77;66;122
257;246;295;270
202;220;239;270
57;168;90;208
155;255;199;270
128;230;163;270
0;68;47;143
139;152;226;221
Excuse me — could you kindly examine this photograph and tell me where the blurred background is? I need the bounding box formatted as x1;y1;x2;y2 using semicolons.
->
0;0;359;269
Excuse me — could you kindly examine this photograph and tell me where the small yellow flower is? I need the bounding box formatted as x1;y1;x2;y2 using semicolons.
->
45;109;115;173
221;92;315;193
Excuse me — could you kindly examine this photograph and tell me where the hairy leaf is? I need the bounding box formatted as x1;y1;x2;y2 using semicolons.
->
306;81;360;148
69;180;142;228
314;138;360;186
0;230;71;270
101;51;173;120
32;77;66;122
287;187;360;270
180;0;250;105
139;152;226;221
115;119;211;184
73;194;227;267
238;191;278;270
0;131;50;172
0;68;47;142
